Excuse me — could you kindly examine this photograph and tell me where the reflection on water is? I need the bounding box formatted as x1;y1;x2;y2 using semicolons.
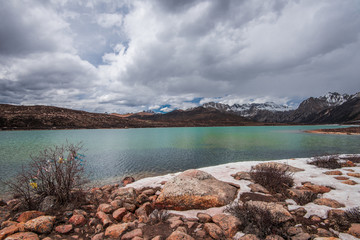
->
0;125;359;191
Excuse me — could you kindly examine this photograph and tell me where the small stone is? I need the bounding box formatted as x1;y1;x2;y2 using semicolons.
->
110;200;123;209
310;215;322;223
136;193;150;205
17;211;45;223
231;171;251;180
291;232;311;240
113;208;127;221
212;213;242;238
123;202;136;212
0;225;19;240
1;221;18;228
341;180;357;185
348;223;360;238
265;235;285;240
91;233;104;240
55;224;73;234
166;230;194;240
196;213;212;223
204;223;225;239
105;223;129;238
239;234;260;240
334;176;349;180
121;228;143;240
316;228;333;237
347;173;360;178
248;183;270;194
344;168;355;172
287;226;303;236
313;198;345;208
122;212;136;222
324;171;342;175
169;219;183;229
195;229;206;238
342;160;356;167
69;214;86;226
176;226;187;233
185;221;196;229
73;209;87;216
293;207;307;217
152;236;162;240
122;176;135;186
97;204;114;213
96;211;112;228
142;189;155;196
24;215;55;234
302;183;331;194
4;232;39;240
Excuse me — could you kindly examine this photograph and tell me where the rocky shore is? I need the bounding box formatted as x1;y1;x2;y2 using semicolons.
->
305;127;360;135
1;155;360;240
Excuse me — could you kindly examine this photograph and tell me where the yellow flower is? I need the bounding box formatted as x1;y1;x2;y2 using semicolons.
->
30;182;38;189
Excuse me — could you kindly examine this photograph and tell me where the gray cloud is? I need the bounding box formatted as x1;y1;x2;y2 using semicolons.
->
0;0;359;113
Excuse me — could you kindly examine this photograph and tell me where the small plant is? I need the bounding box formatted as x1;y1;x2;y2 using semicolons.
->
225;201;286;238
250;165;294;194
346;207;360;223
291;191;318;205
4;142;88;210
149;209;169;225
308;155;342;169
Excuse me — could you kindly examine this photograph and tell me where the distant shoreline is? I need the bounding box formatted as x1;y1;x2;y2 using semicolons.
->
305;126;360;135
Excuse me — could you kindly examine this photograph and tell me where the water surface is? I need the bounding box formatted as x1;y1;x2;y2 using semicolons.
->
0;125;359;190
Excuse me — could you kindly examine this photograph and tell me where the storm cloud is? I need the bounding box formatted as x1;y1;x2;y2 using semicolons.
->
1;0;359;113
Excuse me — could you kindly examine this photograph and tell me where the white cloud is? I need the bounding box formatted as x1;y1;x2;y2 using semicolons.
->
1;0;360;113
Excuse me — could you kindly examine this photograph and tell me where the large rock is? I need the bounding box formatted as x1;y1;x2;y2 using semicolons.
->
155;169;238;210
24;216;55;234
245;201;293;223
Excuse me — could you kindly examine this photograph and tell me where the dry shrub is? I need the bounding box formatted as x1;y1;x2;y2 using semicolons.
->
292;191;318;206
225;202;286;238
308;155;342;169
4;142;88;210
346;207;360;223
250;165;294;194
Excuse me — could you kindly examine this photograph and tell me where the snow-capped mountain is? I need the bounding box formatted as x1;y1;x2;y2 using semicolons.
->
202;101;290;117
201;92;359;123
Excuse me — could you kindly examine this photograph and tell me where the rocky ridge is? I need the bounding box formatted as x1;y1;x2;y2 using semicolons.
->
1;155;360;239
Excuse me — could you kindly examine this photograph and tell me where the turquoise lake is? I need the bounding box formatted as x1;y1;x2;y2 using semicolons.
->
0;125;359;191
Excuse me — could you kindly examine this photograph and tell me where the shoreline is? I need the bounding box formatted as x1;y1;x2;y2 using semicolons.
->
305;126;360;135
1;154;360;239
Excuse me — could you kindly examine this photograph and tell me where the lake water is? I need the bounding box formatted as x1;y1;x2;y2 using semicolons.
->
0;125;359;191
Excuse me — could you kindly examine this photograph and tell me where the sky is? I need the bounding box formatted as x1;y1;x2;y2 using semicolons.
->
1;0;360;113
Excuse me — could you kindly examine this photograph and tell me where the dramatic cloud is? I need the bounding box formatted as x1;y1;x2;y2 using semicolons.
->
1;0;359;113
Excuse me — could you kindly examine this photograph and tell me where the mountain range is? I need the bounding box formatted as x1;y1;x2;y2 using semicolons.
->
0;92;359;130
201;92;360;124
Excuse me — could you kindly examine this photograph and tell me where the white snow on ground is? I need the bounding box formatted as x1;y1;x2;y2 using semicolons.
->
128;154;360;220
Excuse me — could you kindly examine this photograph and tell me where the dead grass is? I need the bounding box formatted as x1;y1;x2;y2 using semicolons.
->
250;165;294;194
308;155;342;169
